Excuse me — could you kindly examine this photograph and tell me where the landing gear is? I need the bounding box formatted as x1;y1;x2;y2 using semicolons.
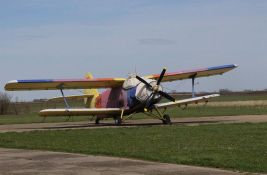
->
162;114;171;125
114;118;122;125
144;107;172;125
95;118;100;125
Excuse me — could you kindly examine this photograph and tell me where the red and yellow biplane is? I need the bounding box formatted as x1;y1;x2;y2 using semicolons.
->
5;64;237;125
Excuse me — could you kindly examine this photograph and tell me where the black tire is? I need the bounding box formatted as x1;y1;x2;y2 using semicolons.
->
115;118;122;126
95;118;100;125
162;115;171;125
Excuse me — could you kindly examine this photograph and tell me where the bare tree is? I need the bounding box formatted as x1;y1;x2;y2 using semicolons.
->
0;92;12;115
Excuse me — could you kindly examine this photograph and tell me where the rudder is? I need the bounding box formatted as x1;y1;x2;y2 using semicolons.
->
84;73;99;108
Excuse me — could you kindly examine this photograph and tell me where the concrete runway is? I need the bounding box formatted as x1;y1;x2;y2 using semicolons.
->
0;115;266;175
0;148;260;175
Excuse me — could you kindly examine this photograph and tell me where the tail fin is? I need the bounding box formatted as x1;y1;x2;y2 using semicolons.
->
84;73;99;108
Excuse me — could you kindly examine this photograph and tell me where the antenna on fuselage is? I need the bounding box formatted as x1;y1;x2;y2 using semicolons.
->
128;65;138;78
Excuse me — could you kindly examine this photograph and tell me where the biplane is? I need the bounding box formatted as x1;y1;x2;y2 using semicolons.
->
5;64;237;125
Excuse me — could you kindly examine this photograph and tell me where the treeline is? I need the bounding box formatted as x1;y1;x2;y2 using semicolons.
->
0;91;84;115
218;89;267;95
0;92;11;115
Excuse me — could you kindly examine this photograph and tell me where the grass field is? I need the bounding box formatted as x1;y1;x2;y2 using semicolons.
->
210;94;267;102
0;122;266;173
174;94;267;102
1;105;267;125
1;93;267;173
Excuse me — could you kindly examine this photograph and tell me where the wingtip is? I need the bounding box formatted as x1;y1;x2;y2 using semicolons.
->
4;80;17;91
7;80;18;83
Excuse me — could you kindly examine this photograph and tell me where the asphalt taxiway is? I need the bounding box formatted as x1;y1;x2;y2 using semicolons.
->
0;115;266;133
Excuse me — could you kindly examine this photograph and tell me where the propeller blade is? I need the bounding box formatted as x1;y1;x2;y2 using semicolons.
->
136;76;152;88
158;91;175;102
157;68;167;85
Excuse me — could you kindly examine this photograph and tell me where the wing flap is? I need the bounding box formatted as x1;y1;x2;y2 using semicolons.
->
146;64;238;82
39;108;125;117
5;78;125;91
154;94;220;109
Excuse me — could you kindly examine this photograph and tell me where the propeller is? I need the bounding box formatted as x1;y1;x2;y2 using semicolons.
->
136;68;175;110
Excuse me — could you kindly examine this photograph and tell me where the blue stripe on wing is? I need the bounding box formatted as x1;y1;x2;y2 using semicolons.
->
208;64;237;71
17;79;54;83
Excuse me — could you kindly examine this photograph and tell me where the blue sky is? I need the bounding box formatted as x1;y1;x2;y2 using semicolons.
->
1;0;267;100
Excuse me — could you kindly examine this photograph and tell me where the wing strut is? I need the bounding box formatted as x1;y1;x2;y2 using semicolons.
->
191;73;197;98
60;88;70;109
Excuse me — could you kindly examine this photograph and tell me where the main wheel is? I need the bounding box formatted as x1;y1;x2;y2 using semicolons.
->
95;118;100;125
115;118;122;126
162;114;171;125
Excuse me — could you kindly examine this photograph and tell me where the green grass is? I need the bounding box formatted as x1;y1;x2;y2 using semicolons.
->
210;95;267;102
167;105;267;117
0;123;266;173
133;105;267;120
1;105;267;125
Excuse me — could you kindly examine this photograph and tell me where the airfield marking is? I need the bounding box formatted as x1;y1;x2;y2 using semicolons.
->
0;115;266;133
0;148;256;175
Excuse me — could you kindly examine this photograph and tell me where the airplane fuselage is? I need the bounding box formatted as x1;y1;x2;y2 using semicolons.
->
94;77;162;119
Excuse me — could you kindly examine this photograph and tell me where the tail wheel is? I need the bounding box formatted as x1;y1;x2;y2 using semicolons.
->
162;114;171;125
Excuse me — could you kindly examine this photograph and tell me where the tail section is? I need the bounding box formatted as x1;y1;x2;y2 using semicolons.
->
84;73;99;108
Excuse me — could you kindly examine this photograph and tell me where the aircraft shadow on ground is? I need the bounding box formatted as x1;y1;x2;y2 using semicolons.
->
21;120;232;131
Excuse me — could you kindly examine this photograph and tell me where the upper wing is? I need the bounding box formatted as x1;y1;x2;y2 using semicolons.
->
154;94;220;109
5;78;125;91
146;64;238;82
5;64;237;91
39;108;126;117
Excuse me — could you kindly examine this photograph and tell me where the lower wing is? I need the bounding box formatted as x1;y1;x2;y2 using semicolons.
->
39;108;126;117
154;94;220;109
